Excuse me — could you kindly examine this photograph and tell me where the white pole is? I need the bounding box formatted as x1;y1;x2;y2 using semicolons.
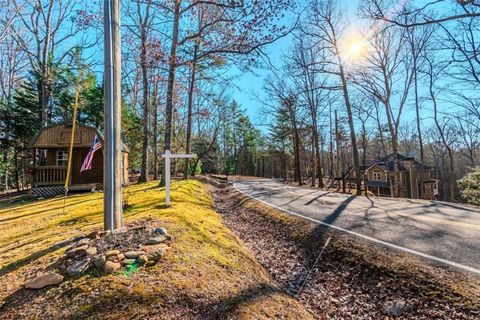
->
165;150;171;207
103;0;122;230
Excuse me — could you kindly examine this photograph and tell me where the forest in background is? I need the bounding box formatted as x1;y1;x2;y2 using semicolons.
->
0;0;479;204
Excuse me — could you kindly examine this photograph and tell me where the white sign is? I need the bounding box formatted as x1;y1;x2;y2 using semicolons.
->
162;150;196;207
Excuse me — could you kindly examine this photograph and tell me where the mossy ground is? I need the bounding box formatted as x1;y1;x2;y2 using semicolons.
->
0;180;312;319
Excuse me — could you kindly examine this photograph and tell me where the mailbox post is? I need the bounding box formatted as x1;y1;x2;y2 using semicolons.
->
162;150;196;207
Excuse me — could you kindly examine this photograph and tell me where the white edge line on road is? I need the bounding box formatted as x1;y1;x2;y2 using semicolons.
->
233;183;480;276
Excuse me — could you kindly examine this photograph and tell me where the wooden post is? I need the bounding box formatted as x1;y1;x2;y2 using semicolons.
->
103;0;123;230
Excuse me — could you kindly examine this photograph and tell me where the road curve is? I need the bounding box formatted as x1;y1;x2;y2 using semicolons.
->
234;178;480;275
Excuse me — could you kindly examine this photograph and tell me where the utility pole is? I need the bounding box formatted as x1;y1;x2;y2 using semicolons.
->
104;0;123;230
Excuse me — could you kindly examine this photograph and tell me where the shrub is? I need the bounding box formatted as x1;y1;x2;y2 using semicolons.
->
457;167;480;205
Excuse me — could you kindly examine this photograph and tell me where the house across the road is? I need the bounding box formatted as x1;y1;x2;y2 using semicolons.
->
29;122;129;197
348;154;439;200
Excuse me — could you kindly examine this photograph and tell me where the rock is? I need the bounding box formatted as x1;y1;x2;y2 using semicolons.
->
104;261;121;274
107;255;120;262
154;227;172;240
124;251;146;259
145;236;168;245
67;258;91;277
145;261;156;267
130;225;147;231
137;255;149;264
94;255;106;267
149;252;164;262
25;273;64;289
117;253;125;261
85;247;97;256
87;230;100;239
383;299;410;317
154;227;168;235
141;243;169;255
122;259;137;265
66;244;89;257
105;250;121;257
140;244;169;261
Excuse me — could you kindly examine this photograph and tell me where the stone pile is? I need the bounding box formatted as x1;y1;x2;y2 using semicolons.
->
24;225;172;290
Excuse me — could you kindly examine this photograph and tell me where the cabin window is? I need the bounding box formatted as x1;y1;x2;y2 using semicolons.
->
373;170;381;180
56;151;68;166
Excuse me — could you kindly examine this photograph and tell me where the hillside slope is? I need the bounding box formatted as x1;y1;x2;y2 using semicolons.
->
0;180;312;319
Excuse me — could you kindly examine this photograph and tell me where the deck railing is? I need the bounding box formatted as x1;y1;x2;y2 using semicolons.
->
33;166;67;186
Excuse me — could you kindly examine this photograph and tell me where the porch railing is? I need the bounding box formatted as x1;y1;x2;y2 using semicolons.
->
33;166;67;186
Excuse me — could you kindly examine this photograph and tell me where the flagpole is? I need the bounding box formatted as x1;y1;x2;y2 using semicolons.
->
104;0;123;231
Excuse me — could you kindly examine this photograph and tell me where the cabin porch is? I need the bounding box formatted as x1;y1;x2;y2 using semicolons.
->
31;147;104;187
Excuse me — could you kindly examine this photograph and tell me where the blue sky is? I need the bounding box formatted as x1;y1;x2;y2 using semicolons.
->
226;1;474;134
228;37;290;127
226;0;360;128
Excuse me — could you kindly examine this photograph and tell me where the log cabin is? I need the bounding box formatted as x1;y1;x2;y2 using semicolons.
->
30;122;129;197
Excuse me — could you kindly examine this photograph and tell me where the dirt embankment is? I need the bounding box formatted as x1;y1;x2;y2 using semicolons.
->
212;182;480;319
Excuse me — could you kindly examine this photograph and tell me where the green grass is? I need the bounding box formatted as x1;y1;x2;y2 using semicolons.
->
0;180;312;319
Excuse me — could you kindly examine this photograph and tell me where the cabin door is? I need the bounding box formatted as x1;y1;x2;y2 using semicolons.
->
71;148;84;185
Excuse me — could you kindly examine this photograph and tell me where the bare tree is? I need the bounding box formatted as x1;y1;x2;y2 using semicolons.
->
263;77;305;186
352;95;375;195
454;114;479;167
302;0;362;195
424;55;457;201
156;0;295;183
125;0;155;182
287;38;328;187
10;0;99;126
362;0;480;27
354;26;414;197
437;15;480;88
404;17;433;197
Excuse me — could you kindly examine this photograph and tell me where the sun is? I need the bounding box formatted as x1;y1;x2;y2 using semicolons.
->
348;41;363;56
340;31;370;63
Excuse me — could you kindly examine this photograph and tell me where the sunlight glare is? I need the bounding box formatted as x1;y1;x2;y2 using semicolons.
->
340;31;370;64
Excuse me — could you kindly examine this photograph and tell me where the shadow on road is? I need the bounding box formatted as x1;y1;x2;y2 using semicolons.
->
323;195;356;225
304;192;332;205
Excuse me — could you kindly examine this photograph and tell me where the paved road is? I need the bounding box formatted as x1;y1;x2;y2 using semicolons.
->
234;178;480;275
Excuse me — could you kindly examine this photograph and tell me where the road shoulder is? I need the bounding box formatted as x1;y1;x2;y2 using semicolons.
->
213;182;480;319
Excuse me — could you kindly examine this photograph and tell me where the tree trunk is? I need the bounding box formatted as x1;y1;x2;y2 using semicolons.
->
413;57;424;198
293;124;302;186
161;0;181;185
139;27;150;183
184;41;199;179
430;75;455;202
152;76;159;180
14;148;19;192
337;66;362;196
40;9;52;127
310;128;316;187
361;122;368;196
447;149;455;201
374;104;387;158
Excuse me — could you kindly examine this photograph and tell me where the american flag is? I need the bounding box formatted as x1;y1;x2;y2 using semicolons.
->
80;135;101;172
